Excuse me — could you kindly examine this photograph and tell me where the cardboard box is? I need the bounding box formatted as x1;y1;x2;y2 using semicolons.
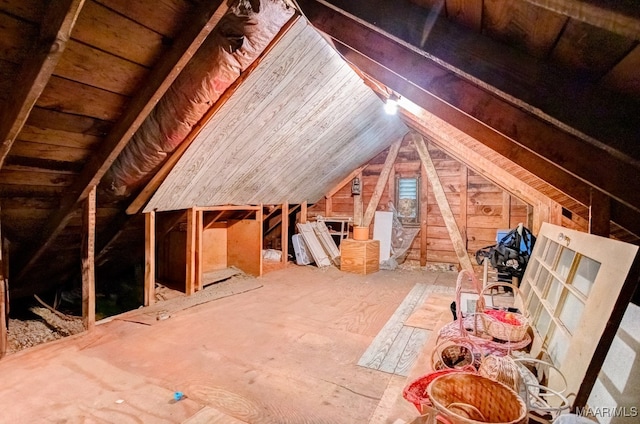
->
340;239;380;275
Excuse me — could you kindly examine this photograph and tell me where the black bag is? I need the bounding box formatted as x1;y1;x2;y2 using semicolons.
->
475;224;536;280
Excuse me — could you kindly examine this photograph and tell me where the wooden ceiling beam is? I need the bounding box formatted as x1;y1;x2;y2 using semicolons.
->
0;0;85;169
523;0;640;40
299;0;640;214
16;0;229;283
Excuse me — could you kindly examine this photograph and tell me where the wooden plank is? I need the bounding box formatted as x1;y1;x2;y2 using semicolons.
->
72;0;166;67
300;201;307;224
589;188;610;237
16;0;230;282
144;211;156;306
413;134;473;272
363;140;402;227
420;165;428;267
446;0;482;32
36;75;127;121
358;283;428;370
196;209;203;291
95;0;193;37
281;203;289;265
394;327;430;377
325;196;332;217
523;0;640;40
228;218;262;277
55;39;148;95
185;208;197;295
0;207;6;358
10;140;90;163
297;223;332;267
459;164;468;250
484;0;566;58
81;185;96;330
0;0;85;169
378;326;414;374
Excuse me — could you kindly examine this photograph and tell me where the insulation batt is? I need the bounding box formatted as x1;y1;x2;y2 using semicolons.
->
104;0;295;196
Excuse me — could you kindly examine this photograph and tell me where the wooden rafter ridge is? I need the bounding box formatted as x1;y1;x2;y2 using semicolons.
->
523;0;640;40
299;0;640;215
15;0;230;283
128;14;301;216
0;0;86;169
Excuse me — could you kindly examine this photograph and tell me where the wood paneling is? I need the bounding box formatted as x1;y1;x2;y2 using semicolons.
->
484;0;567;58
36;76;127;121
73;1;166;67
55;40;149;95
145;20;407;211
227;219;262;277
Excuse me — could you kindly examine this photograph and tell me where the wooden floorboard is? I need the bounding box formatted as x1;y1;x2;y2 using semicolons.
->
0;266;458;424
357;282;455;376
357;283;429;370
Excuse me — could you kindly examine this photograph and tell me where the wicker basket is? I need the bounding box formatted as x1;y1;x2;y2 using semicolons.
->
427;372;527;424
438;271;531;355
431;337;483;371
478;354;521;392
480;283;529;342
403;369;468;413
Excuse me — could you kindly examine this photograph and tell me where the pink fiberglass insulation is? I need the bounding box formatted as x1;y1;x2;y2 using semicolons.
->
104;0;295;196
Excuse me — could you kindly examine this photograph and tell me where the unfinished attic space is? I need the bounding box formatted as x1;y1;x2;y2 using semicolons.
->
0;0;639;422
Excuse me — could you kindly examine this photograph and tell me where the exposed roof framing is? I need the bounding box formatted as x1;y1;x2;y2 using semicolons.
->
298;0;640;237
0;0;85;169
15;0;229;282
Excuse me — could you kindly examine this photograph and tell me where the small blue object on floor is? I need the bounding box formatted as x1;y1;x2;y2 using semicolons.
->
174;391;184;401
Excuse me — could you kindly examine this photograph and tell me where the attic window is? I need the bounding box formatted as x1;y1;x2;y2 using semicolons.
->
396;177;419;225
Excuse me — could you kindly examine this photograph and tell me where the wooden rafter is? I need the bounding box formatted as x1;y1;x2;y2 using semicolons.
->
362;140;401;227
412;133;474;272
299;0;640;236
0;0;85;169
16;0;229;282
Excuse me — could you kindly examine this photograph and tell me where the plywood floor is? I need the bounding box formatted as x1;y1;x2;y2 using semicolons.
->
0;265;457;423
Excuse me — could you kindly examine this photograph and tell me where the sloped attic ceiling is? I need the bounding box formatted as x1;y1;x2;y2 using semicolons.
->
144;18;408;212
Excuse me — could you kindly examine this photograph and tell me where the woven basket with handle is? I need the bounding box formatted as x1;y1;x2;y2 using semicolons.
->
427;372;527;424
438;270;531;355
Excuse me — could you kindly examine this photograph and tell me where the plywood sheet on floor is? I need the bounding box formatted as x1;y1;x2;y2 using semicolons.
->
404;294;454;330
0;266;457;424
